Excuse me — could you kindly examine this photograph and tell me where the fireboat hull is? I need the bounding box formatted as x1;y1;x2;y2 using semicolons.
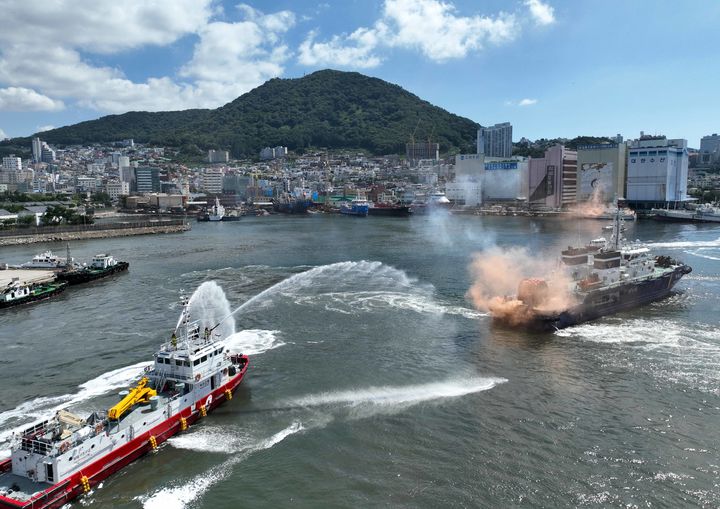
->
498;264;692;332
0;361;248;509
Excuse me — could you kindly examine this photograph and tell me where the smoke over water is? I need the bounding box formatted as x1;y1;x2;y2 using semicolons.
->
568;185;607;217
467;246;576;325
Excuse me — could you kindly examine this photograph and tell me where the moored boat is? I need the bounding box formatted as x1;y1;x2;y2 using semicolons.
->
0;279;67;309
56;254;129;285
367;202;411;217
0;295;249;508
339;198;369;217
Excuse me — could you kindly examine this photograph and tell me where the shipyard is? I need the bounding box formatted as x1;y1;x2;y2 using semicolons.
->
1;1;720;508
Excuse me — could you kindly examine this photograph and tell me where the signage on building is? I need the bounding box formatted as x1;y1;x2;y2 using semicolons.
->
459;154;482;161
577;143;618;150
485;162;518;170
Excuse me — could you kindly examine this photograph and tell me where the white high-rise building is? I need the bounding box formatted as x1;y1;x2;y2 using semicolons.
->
477;122;512;158
626;135;688;208
2;156;22;172
31;137;43;163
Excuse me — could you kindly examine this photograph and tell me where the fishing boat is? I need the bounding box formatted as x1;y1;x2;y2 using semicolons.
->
0;279;67;309
339;198;369;217
0;296;249;508
56;254;129;285
197;197;225;222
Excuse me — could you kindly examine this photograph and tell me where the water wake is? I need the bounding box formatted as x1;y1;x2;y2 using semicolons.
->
645;237;720;249
684;249;720;261
142;422;304;509
556;319;720;392
150;377;504;507
224;330;284;356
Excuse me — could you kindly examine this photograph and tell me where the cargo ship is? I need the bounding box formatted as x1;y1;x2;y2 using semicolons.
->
367;202;411;217
0;296;249;508
56;254;129;286
0;279;67;309
492;209;692;331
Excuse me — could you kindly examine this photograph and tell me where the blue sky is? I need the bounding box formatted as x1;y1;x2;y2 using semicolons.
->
0;0;718;147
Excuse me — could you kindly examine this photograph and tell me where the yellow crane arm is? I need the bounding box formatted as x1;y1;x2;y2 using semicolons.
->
108;377;157;420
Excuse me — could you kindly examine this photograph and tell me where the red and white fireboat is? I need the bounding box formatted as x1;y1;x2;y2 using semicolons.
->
0;296;249;508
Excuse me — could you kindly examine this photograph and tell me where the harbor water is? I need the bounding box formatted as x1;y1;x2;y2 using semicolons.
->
0;214;718;508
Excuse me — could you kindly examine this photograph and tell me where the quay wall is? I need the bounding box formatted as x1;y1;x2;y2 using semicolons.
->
0;220;190;246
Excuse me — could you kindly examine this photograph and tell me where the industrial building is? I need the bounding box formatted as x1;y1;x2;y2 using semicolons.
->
575;142;627;202
528;145;577;209
626;135;688;209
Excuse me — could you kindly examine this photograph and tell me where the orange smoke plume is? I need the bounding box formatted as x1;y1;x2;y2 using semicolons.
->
466;246;578;325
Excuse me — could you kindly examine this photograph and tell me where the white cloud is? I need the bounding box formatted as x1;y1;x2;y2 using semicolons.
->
0;2;296;113
298;0;520;68
37;125;56;132
525;0;555;26
0;128;7;140
0;87;65;111
299;29;382;68
0;0;214;53
518;98;538;106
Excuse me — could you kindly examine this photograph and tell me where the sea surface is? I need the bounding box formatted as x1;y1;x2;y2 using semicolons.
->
0;214;718;508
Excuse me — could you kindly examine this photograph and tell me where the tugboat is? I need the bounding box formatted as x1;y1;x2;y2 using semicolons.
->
56;254;129;286
0;296;249;508
0;279;67;309
491;206;692;331
339;198;369;217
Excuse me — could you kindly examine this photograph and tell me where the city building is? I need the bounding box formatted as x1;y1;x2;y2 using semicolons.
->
575;142;627;202
208;150;230;163
528;145;577;208
626;135;688;209
405;142;439;166
202;167;224;194
106;181;130;202
1;155;22;172
477;122;512;158
32;137;42;163
483;157;529;201
134;167;161;193
259;146;288;160
446;180;482;207
222;174;252;200
698;133;720;168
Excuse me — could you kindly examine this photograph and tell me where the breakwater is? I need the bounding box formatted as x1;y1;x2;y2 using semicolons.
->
0;219;190;246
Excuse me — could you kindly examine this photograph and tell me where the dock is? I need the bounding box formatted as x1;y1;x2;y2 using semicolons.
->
0;269;57;287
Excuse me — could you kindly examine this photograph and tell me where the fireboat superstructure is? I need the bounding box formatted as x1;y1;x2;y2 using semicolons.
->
0;296;249;509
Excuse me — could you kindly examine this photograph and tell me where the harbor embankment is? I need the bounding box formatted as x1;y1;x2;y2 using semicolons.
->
0;219;190;246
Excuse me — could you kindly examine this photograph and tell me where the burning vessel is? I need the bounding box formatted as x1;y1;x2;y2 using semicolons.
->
0;296;249;508
491;210;692;331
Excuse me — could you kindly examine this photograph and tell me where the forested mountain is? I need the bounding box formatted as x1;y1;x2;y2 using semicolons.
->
1;70;480;158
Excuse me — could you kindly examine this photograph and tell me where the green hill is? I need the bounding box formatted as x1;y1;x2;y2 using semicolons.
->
1;70;480;158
